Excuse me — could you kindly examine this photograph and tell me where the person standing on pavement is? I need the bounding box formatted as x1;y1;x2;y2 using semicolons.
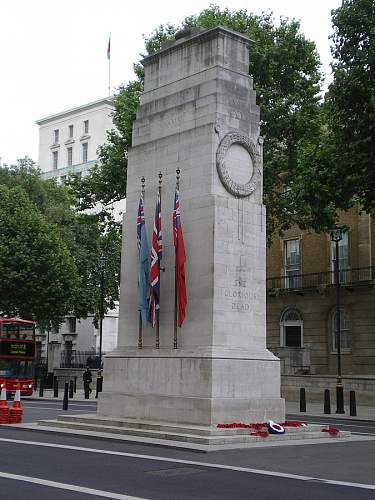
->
83;366;92;395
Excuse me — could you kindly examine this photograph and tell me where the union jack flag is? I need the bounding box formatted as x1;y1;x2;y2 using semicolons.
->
149;192;162;327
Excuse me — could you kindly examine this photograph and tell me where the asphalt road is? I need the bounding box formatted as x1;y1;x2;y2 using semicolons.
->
0;400;374;499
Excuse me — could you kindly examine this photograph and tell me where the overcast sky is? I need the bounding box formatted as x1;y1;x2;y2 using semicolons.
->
0;0;341;166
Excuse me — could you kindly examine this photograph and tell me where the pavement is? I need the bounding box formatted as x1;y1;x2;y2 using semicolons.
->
29;390;375;421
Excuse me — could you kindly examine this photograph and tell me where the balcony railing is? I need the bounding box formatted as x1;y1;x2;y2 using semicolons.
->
267;266;374;292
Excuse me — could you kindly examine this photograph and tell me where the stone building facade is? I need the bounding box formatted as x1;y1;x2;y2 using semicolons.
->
266;208;375;376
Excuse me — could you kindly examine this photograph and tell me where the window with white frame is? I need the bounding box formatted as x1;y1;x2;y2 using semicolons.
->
69;124;74;138
67;147;73;166
284;239;301;289
53;129;59;144
331;231;350;283
52;151;58;170
331;308;352;352
82;142;88;163
280;309;303;347
84;120;89;134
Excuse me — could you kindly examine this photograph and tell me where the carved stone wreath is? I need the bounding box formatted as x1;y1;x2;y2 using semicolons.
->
216;132;261;198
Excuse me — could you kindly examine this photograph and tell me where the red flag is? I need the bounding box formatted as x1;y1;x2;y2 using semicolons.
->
173;189;187;326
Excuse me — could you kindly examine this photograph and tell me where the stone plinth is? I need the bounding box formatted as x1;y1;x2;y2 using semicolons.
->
98;26;285;426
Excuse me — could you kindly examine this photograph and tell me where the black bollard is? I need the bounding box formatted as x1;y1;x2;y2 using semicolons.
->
84;381;90;399
39;377;44;398
336;385;345;414
34;377;38;391
95;374;103;399
350;390;357;417
53;377;59;398
324;389;331;414
69;380;74;398
62;382;69;410
299;388;306;412
74;376;77;393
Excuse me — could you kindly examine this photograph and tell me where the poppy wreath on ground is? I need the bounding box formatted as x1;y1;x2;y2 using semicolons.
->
267;420;285;434
322;427;340;436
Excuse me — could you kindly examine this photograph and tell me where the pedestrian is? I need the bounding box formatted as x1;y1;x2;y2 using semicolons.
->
83;366;92;397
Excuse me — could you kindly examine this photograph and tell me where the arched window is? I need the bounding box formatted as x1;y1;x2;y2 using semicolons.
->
280;309;303;347
331;309;352;352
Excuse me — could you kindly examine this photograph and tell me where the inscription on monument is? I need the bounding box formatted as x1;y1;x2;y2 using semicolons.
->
219;278;256;312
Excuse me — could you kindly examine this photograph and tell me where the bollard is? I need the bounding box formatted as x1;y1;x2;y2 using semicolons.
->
69;380;74;399
34;378;38;391
350;390;357;417
336;385;345;414
324;389;331;414
299;388;306;412
62;382;69;410
95;374;103;399
53;377;59;398
74;376;77;393
84;381;90;399
39;377;44;398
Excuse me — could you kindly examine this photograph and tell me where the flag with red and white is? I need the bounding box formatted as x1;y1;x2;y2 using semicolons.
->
107;36;111;60
173;189;187;327
148;192;162;327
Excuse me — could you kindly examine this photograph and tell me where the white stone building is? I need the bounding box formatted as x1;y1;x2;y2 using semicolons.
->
36;98;120;372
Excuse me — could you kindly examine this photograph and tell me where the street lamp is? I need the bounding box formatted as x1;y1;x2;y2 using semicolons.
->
329;224;345;414
98;255;107;369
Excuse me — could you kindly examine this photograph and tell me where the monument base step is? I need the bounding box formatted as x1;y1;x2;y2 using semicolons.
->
21;413;352;450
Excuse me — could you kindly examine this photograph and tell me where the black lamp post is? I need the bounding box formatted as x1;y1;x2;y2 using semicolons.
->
329;224;345;414
98;255;107;369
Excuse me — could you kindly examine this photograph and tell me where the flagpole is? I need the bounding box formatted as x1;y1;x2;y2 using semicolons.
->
138;176;145;349
173;168;181;349
108;34;111;96
156;172;162;349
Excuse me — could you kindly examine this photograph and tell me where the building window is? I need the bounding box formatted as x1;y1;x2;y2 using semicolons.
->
67;317;76;334
280;309;303;347
331;232;350;284
67;147;73;166
82;143;88;163
84;120;89;134
52;151;58;170
69;125;74;138
331;308;352;352
53;129;59;144
284;239;301;289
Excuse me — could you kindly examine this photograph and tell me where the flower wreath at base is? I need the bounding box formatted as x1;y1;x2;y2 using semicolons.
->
217;420;311;438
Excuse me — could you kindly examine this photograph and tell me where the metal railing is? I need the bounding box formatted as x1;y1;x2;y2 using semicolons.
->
60;350;105;369
267;266;374;292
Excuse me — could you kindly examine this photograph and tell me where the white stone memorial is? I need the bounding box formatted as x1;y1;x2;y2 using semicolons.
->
98;26;285;426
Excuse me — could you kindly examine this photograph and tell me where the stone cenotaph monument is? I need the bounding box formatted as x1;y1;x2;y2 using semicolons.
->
98;26;285;429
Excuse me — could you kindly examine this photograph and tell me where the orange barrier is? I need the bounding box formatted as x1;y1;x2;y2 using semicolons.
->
0;387;9;424
9;386;22;424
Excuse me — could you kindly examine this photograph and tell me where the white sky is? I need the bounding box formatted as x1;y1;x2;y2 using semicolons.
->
0;0;341;166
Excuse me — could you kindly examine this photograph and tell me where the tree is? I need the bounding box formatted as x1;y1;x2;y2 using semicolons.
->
325;0;375;213
0;160;121;323
0;185;78;325
68;5;327;239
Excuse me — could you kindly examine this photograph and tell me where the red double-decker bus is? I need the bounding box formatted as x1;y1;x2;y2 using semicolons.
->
0;318;36;396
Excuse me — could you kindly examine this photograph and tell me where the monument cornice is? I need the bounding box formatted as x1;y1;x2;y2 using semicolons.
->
141;26;254;67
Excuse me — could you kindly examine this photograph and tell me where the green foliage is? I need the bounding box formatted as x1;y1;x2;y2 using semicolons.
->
0;185;78;325
325;0;375;213
0;160;121;325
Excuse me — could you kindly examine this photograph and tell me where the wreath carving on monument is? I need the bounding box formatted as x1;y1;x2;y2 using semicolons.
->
216;132;261;198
